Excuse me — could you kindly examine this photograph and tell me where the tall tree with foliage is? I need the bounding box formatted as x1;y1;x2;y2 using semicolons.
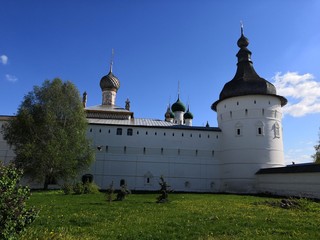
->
1;78;95;189
313;129;320;163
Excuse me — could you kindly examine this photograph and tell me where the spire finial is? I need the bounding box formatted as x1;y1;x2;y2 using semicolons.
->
240;21;244;35
110;48;114;72
178;81;180;99
187;96;190;110
237;22;249;48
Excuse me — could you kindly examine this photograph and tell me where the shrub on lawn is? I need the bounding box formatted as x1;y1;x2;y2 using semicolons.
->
83;181;100;194
61;183;73;195
115;184;131;201
156;176;171;203
106;181;114;202
62;181;99;195
73;182;85;194
0;163;38;240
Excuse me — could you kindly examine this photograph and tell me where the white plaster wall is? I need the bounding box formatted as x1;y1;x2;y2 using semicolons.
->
173;111;184;125
87;124;221;192
185;118;192;126
102;90;116;105
256;173;320;199
216;95;285;193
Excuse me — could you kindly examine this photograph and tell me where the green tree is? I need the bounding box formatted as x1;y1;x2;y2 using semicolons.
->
313;129;320;163
1;78;94;189
0;162;38;239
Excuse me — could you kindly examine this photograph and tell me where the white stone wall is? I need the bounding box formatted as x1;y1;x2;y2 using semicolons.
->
173;111;184;125
216;95;285;193
185;118;192;126
102;90;116;105
256;172;320;199
87;124;221;192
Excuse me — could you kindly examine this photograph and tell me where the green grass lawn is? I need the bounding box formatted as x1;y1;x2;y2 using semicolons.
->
22;191;320;240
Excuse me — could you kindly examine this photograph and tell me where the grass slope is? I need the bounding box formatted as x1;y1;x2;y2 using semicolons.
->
22;191;320;240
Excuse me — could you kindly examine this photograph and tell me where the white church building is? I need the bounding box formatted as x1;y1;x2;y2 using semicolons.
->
1;29;320;197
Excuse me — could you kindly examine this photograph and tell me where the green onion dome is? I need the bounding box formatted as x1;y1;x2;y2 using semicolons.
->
184;107;193;119
165;106;175;119
171;96;186;112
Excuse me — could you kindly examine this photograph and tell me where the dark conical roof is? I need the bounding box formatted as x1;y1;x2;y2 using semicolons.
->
211;28;287;111
171;96;186;112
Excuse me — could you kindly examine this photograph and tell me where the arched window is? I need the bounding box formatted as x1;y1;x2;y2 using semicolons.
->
116;128;122;135
120;179;126;186
144;171;153;185
235;122;243;136
256;121;264;136
127;128;133;136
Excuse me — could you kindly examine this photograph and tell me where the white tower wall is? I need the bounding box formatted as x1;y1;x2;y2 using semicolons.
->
174;111;184;125
217;95;285;193
102;90;117;105
185;118;192;126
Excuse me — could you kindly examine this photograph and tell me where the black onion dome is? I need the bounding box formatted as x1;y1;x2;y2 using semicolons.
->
184;107;193;119
237;33;249;48
100;70;120;92
211;31;287;111
171;97;186;112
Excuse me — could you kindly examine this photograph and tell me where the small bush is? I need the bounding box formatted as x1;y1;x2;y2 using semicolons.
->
115;184;131;201
73;182;84;195
63;181;99;195
83;181;100;194
0;163;38;239
106;181;114;202
157;176;171;203
61;183;73;195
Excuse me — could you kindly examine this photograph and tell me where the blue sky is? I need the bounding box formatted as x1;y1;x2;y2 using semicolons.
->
0;0;319;164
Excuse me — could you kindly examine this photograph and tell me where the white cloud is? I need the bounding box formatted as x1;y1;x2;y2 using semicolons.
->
5;74;18;82
284;141;315;164
272;72;320;117
0;55;8;65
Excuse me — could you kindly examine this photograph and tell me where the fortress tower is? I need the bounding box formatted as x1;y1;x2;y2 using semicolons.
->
212;27;287;193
